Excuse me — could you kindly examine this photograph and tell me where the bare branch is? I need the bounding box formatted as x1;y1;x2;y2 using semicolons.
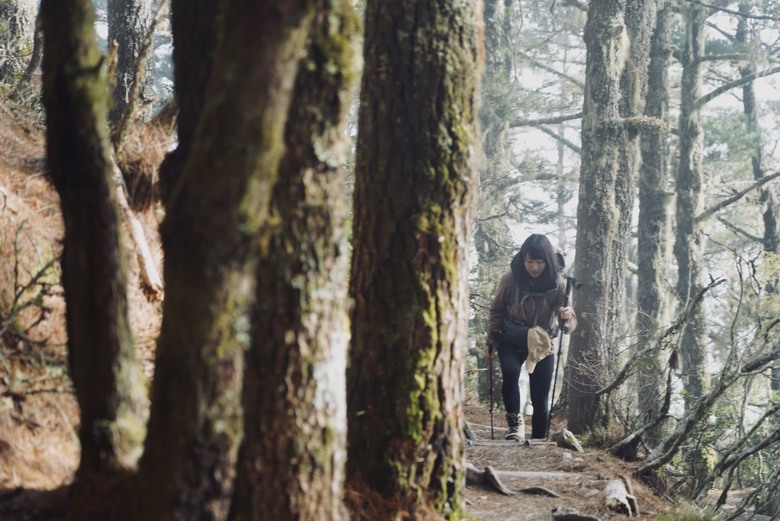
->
716;217;763;242
509;112;583;128
639;341;780;474
712;404;780;478
699;53;750;63
530;125;581;154
696;171;780;223
611;371;675;456
518;51;585;89
721;465;780;521
694;65;780;110
597;277;724;397
684;0;780;22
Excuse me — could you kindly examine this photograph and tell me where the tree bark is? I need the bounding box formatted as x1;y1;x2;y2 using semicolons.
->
156;0;220;205
675;3;709;403
346;0;481;518
473;0;514;409
227;3;359;520
107;0;154;127
610;0;656;438
0;0;37;83
134;2;315;519
568;0;632;434
636;0;672;449
40;0;147;498
737;1;780;392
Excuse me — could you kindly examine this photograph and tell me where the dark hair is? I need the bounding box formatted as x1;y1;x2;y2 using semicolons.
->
510;234;561;290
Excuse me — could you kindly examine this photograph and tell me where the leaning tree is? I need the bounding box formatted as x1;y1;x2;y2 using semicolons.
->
40;0;147;511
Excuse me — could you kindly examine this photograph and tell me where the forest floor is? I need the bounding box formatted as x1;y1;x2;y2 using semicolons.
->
0;99;725;521
461;404;679;521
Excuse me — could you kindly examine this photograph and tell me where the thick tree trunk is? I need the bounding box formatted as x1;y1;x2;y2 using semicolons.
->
134;2;314;519
40;0;146;498
107;0;154;127
674;3;711;488
346;0;481;518
610;0;656;431
568;0;632;434
636;0;672;448
227;3;359;520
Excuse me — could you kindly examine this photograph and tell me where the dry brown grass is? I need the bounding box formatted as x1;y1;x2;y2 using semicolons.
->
0;98;165;517
116;121;170;213
0;101;77;521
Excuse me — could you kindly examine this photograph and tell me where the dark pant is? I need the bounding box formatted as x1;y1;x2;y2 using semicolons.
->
497;340;554;438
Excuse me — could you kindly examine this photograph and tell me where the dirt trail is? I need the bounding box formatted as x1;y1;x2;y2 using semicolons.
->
463;405;673;521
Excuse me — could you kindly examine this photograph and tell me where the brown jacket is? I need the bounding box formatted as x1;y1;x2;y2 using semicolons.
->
488;272;577;338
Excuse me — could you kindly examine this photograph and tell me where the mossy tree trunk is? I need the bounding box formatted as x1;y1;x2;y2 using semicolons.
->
134;2;315;519
567;0;633;434
346;0;481;518
738;1;780;392
39;0;147;503
674;3;709;403
636;0;673;448
674;3;712;489
611;0;655;432
106;0;154;127
227;2;359;520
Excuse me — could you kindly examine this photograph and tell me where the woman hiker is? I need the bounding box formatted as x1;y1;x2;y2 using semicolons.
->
487;234;577;441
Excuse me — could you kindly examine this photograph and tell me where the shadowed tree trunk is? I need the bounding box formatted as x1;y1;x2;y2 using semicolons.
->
636;0;672;449
346;0;481;518
473;0;515;410
39;0;147;509
133;2;315;519
107;0;154;127
227;2;359;520
156;0;220;205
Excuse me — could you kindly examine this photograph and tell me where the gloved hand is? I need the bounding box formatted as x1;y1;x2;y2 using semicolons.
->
486;330;501;355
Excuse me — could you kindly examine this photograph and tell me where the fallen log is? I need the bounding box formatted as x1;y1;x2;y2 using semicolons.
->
621;476;639;516
109;154;163;298
604;479;636;516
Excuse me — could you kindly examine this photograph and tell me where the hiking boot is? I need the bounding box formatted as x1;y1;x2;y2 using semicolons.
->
505;413;523;442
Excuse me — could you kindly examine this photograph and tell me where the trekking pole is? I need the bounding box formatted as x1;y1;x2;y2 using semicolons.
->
547;275;580;439
487;342;495;440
